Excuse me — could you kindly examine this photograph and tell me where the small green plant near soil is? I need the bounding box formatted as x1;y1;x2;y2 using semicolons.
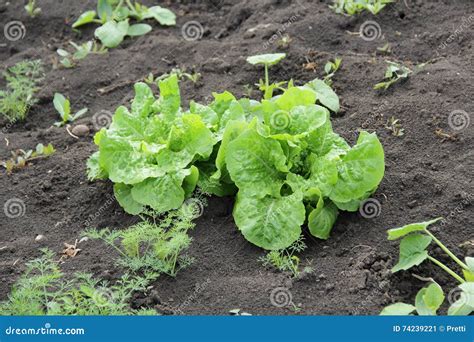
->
87;58;384;251
385;116;404;136
25;0;41;17
377;43;392;55
57;41;107;68
72;0;176;48
0;59;44;122
259;236;314;278
323;57;342;86
83;206;196;277
0;250;156;315
381;218;474;315
246;53;287;100
1;143;55;174
330;0;393;15
374;61;412;90
53;93;88;127
153;68;201;84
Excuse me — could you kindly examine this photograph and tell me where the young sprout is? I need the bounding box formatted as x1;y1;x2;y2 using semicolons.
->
385;116;404;136
57;41;108;68
156;67;201;84
323;57;342;85
53;93;88;127
381;218;474;316
246;53;286;99
24;0;41;17
277;35;292;49
1;143;55;174
376;43;392;55
374;61;412;90
388;218;473;284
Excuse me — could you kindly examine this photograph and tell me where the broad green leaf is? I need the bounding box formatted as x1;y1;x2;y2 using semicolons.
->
267;105;328;138
95;20;129;48
213;119;248;181
387;218;442;240
307;154;338;197
131;82;155;117
415;282;444;316
226;121;288;198
233;191;305;250
190;101;219;127
155;114;215;171
72;10;97;28
305;117;349;158
182;165;199;197
274;87;316;111
113;183;144;215
329;131;385;203
97;0;113;21
448;283;474;316
392;234;432;273
98;134;164;184
86;152;108;181
304;79;340;112
246;53;286;66
197;161;238;197
130;171;188;213
154;74;181;122
218;100;246;135
308;201;338;240
53;93;70;119
380;303;416;316
144;6;176;26
127;23;152;37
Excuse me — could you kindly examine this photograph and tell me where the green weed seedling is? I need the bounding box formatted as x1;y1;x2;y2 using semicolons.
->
246;53;287;100
0;249;157;315
155;68;201;84
1;143;55;174
53;93;88;127
0;60;44;122
330;0;394;16
374;61;412;90
57;41;107;68
259;236;313;278
323;57;342;86
25;0;41;17
72;0;176;48
381;218;474;315
84;206;196;277
385;116;404;136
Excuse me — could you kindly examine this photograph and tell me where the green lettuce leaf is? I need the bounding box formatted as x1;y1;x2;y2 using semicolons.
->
233;191;306;250
329;131;385;203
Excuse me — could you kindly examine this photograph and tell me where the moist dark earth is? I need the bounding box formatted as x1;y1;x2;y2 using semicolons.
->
0;0;473;315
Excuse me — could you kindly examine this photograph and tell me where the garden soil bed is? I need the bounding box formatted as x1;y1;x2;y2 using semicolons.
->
1;0;473;315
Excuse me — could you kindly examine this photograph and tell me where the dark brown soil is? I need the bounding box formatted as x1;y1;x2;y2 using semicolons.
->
1;0;473;315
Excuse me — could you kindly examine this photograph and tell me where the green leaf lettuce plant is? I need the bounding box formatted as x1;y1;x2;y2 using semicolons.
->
88;66;385;251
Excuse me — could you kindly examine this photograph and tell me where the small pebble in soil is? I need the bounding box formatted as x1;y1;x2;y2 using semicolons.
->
71;124;90;137
35;234;46;242
325;283;335;292
407;200;418;208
